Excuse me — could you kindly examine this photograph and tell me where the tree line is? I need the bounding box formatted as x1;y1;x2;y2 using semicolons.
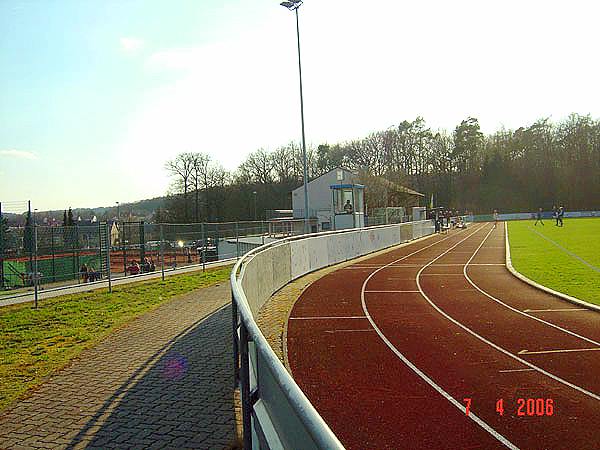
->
162;114;600;222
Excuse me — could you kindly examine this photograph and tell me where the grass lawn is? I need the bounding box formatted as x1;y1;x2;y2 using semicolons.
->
0;265;231;413
507;218;600;305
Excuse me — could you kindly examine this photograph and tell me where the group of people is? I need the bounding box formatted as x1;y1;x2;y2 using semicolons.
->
127;257;156;276
430;208;469;232
534;205;565;226
79;263;100;283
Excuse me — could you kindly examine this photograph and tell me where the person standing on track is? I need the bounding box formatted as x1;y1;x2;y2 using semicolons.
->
493;209;499;228
534;207;544;226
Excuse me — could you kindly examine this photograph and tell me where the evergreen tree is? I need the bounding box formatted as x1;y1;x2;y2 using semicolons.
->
63;210;67;226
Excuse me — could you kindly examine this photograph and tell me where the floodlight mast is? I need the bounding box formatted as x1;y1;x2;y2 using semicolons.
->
280;0;310;234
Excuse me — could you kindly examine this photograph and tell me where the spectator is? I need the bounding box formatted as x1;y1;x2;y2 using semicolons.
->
80;263;88;283
343;200;353;214
149;258;156;272
128;261;140;276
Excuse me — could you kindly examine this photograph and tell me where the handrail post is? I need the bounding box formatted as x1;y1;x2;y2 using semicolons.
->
240;320;253;449
232;291;239;387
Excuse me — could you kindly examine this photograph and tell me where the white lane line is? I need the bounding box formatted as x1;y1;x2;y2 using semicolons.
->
469;263;505;266
289;316;368;320
524;308;589;313
324;329;373;333
518;348;600;355
361;224;520;450
527;226;600;273
451;227;600;401
365;290;419;293
498;368;535;373
464;228;600;348
421;273;465;276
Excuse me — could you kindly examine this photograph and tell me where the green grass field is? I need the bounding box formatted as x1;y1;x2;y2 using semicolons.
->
507;218;600;306
0;266;231;413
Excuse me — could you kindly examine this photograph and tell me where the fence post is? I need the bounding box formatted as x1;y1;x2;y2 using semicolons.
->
75;226;80;283
122;222;127;276
236;222;240;259
0;202;4;290
106;223;112;293
160;224;165;281
201;222;206;272
33;225;39;308
51;227;56;282
139;221;145;263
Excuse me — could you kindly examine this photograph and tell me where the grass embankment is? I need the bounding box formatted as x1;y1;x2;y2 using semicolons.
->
507;218;600;305
0;266;231;412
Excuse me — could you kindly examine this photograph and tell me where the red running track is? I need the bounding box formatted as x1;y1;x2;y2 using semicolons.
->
287;223;600;450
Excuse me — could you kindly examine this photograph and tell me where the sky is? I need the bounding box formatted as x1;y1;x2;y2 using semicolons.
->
1;0;599;212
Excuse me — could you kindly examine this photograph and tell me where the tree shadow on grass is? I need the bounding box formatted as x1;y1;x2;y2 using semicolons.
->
67;305;239;450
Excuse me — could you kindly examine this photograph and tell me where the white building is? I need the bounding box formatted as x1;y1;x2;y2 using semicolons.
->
292;168;365;232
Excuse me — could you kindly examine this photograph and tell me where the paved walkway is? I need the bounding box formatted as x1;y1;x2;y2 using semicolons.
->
0;283;241;450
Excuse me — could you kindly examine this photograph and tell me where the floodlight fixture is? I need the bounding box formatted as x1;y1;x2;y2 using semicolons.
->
280;0;302;10
280;0;310;234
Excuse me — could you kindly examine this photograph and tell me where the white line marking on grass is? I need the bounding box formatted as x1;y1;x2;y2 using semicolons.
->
361;224;520;450
524;308;589;313
518;348;600;355
527;226;600;273
498;368;535;373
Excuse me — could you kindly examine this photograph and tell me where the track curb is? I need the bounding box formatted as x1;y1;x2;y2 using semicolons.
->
504;221;600;313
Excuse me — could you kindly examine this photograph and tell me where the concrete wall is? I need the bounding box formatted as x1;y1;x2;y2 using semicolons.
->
239;220;434;317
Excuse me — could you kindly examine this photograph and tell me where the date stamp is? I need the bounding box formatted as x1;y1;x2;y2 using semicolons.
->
463;398;554;417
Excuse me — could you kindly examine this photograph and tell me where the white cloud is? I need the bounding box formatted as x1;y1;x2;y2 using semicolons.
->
0;149;37;160
120;37;145;53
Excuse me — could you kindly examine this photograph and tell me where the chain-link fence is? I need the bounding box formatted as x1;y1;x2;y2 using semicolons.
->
0;214;444;298
0;219;311;297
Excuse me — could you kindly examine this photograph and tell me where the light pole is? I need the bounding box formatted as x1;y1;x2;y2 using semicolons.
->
253;191;257;220
280;0;310;234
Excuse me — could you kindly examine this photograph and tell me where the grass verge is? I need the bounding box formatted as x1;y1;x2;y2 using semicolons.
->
507;218;600;305
0;265;231;413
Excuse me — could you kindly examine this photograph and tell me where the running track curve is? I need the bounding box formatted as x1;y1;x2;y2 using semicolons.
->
286;223;600;450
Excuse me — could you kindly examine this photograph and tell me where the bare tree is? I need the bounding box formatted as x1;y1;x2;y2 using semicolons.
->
165;153;195;222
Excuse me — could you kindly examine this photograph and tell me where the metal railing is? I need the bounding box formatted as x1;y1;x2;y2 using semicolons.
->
230;219;436;449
